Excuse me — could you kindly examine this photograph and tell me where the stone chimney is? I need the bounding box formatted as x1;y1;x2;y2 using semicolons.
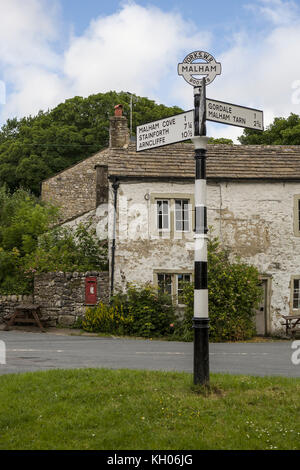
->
109;104;130;149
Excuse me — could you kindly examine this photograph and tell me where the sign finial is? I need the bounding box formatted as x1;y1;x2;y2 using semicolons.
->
178;51;221;87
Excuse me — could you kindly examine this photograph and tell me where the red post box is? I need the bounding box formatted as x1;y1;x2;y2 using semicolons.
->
85;277;97;305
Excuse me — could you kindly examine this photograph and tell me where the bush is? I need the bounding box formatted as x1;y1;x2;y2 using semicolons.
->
0;247;33;294
0;187;108;294
0;187;59;294
25;223;108;273
82;302;133;335
82;284;176;338
177;236;262;342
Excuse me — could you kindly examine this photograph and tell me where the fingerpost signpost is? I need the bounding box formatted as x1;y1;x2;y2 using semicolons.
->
136;51;264;386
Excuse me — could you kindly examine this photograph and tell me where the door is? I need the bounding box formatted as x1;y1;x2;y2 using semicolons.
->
255;279;267;335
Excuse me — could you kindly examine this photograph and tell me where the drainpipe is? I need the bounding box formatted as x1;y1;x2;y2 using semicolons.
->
110;178;120;297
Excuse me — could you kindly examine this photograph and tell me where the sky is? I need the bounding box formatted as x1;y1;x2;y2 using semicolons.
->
1;0;300;142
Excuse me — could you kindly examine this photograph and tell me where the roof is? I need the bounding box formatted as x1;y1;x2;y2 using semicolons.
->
107;143;300;180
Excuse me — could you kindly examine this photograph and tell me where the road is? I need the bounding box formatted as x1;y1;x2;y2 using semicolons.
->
0;330;299;377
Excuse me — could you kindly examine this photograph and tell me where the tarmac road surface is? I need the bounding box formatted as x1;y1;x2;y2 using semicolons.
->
0;330;299;377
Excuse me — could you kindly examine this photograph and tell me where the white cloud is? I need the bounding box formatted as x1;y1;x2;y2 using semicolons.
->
192;0;300;140
168;0;300;141
3;66;71;119
0;0;68;122
247;0;299;26
0;1;211;124
1;0;300;144
63;3;210;97
0;0;60;68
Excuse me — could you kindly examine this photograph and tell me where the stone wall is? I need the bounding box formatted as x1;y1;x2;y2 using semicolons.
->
111;179;300;335
41;149;109;222
0;295;34;323
34;271;109;326
41;113;129;223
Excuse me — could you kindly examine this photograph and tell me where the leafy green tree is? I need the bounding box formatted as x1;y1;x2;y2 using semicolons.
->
0;187;58;254
208;137;233;144
0;187;108;294
176;236;262;342
0;187;59;293
238;113;300;145
0;92;183;195
25;223;108;274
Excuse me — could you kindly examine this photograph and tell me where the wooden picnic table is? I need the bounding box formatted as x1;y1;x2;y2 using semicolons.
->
281;315;300;338
4;303;45;332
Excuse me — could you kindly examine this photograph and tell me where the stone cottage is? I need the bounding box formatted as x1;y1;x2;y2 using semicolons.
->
42;106;300;335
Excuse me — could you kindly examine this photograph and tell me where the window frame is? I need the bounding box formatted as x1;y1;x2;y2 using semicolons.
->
176;273;192;305
156;199;170;231
157;273;173;296
175;199;190;232
151;193;194;238
290;275;300;314
154;270;193;305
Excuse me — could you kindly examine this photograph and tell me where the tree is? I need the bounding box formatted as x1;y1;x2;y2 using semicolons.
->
177;236;262;342
25;223;108;274
0;187;58;255
0;187;59;293
0;187;108;294
0;92;183;195
208;137;233;144
238;113;300;145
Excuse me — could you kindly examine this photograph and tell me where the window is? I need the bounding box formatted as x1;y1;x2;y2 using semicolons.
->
175;199;189;231
157;200;169;230
156;272;192;304
155;197;192;233
290;276;300;313
293;279;300;309
177;273;191;304
157;273;172;295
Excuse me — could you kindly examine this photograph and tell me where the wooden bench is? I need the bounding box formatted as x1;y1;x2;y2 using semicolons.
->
280;315;300;338
3;304;45;333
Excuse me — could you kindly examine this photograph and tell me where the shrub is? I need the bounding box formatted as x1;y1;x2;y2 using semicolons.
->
177;236;262;342
0;247;33;294
82;302;133;335
0;187;108;294
112;284;175;337
0;187;59;294
82;284;176;338
24;223;108;274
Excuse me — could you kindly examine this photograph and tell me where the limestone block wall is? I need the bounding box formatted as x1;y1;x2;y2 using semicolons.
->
111;180;204;291
34;271;109;326
41;149;109;222
0;295;34;323
214;181;300;333
111;179;300;334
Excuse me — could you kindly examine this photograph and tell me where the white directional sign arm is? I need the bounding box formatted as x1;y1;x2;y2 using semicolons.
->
136;50;263;152
206;98;264;130
136;111;194;151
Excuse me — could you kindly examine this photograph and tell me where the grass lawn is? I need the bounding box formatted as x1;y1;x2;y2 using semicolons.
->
0;368;299;450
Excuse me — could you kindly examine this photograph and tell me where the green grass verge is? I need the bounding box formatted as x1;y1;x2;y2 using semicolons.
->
0;368;299;450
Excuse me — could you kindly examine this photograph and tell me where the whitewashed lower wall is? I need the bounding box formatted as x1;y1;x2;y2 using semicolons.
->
109;180;300;334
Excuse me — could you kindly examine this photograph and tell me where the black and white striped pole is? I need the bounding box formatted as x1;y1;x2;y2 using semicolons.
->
177;51;222;385
192;77;210;386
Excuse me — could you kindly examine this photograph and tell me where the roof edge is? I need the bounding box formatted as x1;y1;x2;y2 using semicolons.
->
42;147;110;183
108;174;300;182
